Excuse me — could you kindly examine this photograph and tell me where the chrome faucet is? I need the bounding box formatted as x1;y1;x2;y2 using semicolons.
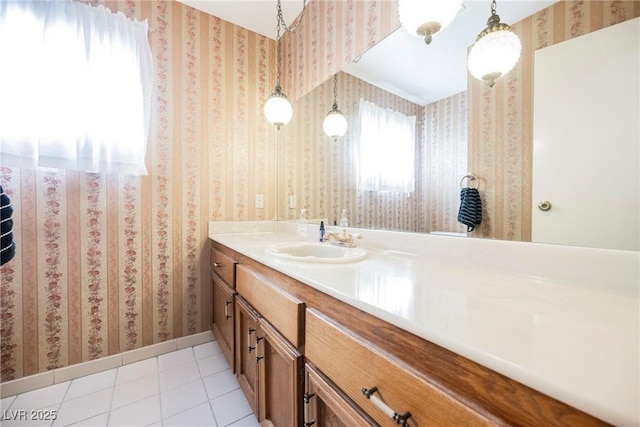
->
323;229;362;248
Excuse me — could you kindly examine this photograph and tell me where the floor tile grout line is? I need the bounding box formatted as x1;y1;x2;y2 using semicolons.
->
2;341;257;427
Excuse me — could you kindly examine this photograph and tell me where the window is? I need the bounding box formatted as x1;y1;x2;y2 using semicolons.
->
354;99;416;192
0;1;153;175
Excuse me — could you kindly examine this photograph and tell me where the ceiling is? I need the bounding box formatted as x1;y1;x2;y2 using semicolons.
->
177;0;557;105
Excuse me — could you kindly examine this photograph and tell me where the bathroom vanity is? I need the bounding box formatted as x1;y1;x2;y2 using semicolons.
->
208;221;639;426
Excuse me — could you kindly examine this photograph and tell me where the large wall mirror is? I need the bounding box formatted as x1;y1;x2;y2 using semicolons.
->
277;1;639;251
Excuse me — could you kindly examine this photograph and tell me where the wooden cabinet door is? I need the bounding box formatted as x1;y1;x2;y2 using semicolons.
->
235;296;260;416
304;363;376;427
256;318;303;427
211;274;235;371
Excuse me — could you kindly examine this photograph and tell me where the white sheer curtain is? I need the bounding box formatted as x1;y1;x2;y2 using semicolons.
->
353;99;416;192
0;1;153;175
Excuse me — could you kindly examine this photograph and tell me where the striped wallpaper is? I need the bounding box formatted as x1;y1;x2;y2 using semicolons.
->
1;0;638;383
280;71;468;233
0;0;278;382
468;0;640;241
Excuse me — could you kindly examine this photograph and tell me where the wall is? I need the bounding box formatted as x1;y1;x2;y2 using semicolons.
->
281;0;401;104
468;0;640;241
280;70;467;233
282;0;640;241
0;0;277;382
0;0;407;384
280;72;423;231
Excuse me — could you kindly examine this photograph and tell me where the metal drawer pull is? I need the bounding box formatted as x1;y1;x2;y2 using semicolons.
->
224;300;232;319
362;387;412;427
303;393;315;427
213;262;222;267
247;328;255;353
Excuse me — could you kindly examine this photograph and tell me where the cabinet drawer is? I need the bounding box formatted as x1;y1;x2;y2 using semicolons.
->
236;264;304;348
210;247;236;287
305;309;495;427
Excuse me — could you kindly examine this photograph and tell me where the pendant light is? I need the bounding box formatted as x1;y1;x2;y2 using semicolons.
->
264;0;294;129
468;0;521;87
398;0;463;45
323;74;347;141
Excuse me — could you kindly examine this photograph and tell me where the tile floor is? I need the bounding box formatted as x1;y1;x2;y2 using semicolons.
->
0;341;259;427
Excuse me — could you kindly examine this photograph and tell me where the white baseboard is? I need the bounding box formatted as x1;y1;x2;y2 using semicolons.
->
0;330;214;398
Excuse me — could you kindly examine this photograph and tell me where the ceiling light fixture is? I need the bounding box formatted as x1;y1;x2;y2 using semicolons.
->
264;0;305;129
323;74;348;141
468;0;521;87
398;0;463;45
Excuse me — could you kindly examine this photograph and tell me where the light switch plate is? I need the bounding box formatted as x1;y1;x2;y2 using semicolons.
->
255;194;264;209
289;195;297;209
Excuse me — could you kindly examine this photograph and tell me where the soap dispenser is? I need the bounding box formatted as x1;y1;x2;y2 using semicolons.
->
339;209;348;227
297;209;308;240
319;221;325;242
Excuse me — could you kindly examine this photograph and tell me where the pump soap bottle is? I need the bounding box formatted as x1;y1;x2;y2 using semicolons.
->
339;209;349;227
319;221;325;242
297;209;308;240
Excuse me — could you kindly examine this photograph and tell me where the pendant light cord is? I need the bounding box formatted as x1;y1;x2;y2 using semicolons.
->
332;74;338;109
275;3;282;89
277;0;306;33
273;0;306;90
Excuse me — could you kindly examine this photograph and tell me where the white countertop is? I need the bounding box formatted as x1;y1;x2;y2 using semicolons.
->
208;221;640;426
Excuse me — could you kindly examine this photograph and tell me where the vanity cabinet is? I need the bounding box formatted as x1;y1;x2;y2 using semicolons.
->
235;264;305;426
306;308;494;427
304;363;375;427
210;247;237;371
235;296;260;415
256;317;303;427
211;239;606;427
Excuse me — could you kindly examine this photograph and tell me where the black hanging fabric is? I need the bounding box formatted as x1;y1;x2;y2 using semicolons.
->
1;185;16;266
457;187;482;232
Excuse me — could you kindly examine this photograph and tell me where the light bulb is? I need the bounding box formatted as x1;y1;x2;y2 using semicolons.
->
264;87;293;129
468;29;521;87
398;0;462;44
323;107;348;141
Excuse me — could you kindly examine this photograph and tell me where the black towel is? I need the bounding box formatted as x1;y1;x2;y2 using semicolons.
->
457;187;482;232
1;185;16;266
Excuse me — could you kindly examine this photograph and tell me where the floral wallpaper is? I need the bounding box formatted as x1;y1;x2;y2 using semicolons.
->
0;0;277;382
280;71;467;233
468;0;640;241
2;0;638;384
0;0;404;383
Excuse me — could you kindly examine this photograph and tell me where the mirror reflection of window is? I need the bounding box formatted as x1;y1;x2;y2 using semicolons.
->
354;99;416;193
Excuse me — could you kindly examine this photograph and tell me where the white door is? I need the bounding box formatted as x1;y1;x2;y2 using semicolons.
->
532;18;639;251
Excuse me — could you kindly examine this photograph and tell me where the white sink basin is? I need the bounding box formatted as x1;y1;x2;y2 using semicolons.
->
265;242;367;263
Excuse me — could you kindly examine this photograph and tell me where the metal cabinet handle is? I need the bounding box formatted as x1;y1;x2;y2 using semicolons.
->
213;262;222;268
224;300;232;320
303;392;316;427
255;336;264;363
362;387;412;427
247;328;256;353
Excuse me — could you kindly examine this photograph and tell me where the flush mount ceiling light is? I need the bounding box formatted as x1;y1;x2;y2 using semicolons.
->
468;0;521;87
264;0;306;129
323;74;347;141
398;0;463;45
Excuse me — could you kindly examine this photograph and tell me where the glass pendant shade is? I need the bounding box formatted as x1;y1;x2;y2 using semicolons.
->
264;86;293;129
323;105;348;141
398;0;462;44
468;3;521;87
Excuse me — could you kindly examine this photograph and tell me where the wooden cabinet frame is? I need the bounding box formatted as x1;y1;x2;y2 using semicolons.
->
211;273;236;371
256;318;303;427
235;296;260;415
